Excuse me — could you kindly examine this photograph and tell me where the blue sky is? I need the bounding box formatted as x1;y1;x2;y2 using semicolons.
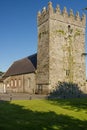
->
0;0;87;77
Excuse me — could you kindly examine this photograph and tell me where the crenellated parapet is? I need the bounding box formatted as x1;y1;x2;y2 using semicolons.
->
37;1;86;27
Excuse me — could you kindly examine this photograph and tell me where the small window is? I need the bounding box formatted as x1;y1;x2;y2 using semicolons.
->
68;25;73;34
7;83;9;87
28;78;31;88
11;80;13;87
68;25;71;33
68;25;71;29
15;79;17;87
66;70;70;76
18;79;21;87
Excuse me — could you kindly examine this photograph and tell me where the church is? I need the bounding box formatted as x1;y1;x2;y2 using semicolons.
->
2;2;87;94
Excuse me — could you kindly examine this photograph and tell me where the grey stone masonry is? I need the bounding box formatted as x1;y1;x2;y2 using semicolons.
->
37;2;86;94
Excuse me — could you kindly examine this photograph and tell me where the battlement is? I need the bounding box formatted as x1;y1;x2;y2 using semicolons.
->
37;1;86;27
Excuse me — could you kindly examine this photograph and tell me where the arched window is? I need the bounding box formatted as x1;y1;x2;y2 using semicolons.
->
28;78;31;88
14;79;17;87
18;79;21;87
11;80;13;87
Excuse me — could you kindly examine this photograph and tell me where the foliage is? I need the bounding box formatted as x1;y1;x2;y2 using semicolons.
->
49;81;87;99
56;29;66;35
0;71;4;76
74;29;81;38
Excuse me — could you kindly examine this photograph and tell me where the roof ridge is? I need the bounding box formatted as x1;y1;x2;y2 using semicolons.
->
14;53;37;63
27;53;37;59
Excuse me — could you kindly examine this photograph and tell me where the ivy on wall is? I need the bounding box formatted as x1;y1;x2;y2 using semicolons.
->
55;27;81;82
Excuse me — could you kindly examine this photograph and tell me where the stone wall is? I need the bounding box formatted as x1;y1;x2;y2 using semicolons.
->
24;73;36;94
37;20;49;85
49;12;86;91
37;6;50;94
3;73;36;94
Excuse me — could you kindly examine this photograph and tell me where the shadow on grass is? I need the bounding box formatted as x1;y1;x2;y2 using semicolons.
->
47;98;87;112
0;101;87;130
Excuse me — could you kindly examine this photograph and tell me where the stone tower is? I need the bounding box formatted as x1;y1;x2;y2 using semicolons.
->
37;2;86;94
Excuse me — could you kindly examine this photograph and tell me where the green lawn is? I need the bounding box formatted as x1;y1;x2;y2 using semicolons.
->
0;98;87;130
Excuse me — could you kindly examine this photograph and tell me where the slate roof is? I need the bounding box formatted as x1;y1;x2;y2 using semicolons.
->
3;53;37;77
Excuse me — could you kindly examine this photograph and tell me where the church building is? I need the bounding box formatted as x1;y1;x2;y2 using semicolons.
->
2;2;87;94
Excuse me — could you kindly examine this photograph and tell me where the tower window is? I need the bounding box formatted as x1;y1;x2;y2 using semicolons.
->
68;25;71;28
68;25;73;34
68;25;71;33
66;70;70;76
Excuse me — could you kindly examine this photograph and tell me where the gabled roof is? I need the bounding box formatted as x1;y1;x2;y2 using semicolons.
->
3;53;37;77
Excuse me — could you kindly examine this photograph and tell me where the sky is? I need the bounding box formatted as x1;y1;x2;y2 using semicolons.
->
0;0;87;77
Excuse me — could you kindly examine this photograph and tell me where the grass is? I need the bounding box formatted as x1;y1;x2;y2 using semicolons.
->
0;98;87;130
